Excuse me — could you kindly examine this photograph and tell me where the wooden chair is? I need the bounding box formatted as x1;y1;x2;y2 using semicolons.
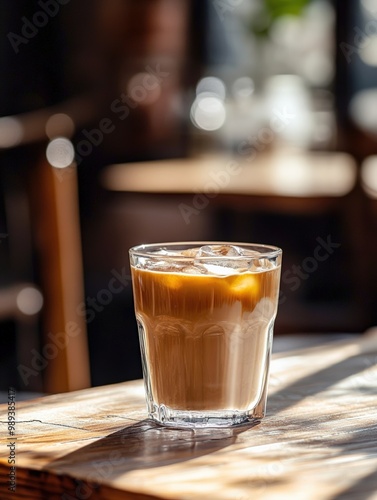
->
31;154;90;393
0;106;91;394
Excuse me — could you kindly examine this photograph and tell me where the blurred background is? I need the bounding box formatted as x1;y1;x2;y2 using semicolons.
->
1;0;377;396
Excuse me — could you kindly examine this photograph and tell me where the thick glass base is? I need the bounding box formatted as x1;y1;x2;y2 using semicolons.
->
148;404;264;428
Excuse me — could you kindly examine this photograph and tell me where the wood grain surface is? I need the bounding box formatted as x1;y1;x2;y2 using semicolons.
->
1;334;377;500
102;152;357;198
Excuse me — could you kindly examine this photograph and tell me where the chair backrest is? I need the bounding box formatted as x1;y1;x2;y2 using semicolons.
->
0;108;91;393
31;154;90;393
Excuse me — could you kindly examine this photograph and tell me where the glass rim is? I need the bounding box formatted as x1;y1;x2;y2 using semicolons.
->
129;241;282;260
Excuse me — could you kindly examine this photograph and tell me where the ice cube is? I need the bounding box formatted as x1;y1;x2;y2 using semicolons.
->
143;259;185;273
197;244;245;257
194;245;249;274
153;248;182;257
248;257;275;272
181;264;208;275
199;263;240;275
180;247;202;258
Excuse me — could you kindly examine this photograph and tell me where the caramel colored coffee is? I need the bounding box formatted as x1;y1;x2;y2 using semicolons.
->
132;265;280;412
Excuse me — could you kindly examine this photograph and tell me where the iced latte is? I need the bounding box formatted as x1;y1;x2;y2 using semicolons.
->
130;242;282;427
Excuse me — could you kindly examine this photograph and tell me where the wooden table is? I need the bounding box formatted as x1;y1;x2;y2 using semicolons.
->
1;333;377;499
101;151;357;199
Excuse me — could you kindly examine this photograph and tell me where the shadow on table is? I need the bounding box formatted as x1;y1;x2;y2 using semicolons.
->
268;351;377;415
47;419;257;480
333;467;377;499
327;428;377;500
268;345;377;500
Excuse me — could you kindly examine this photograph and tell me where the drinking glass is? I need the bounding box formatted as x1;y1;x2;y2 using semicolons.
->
129;242;282;428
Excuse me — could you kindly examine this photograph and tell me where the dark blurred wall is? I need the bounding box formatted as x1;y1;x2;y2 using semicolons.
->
0;1;69;114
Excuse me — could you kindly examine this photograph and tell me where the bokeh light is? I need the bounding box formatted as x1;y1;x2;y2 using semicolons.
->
349;89;377;134
46;113;75;139
361;156;377;198
127;72;162;106
16;287;44;315
361;0;377;13
190;95;226;131
46;137;75;168
359;37;377;67
300;50;334;86
196;76;226;100
191;76;227;131
0;117;23;148
232;77;255;99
